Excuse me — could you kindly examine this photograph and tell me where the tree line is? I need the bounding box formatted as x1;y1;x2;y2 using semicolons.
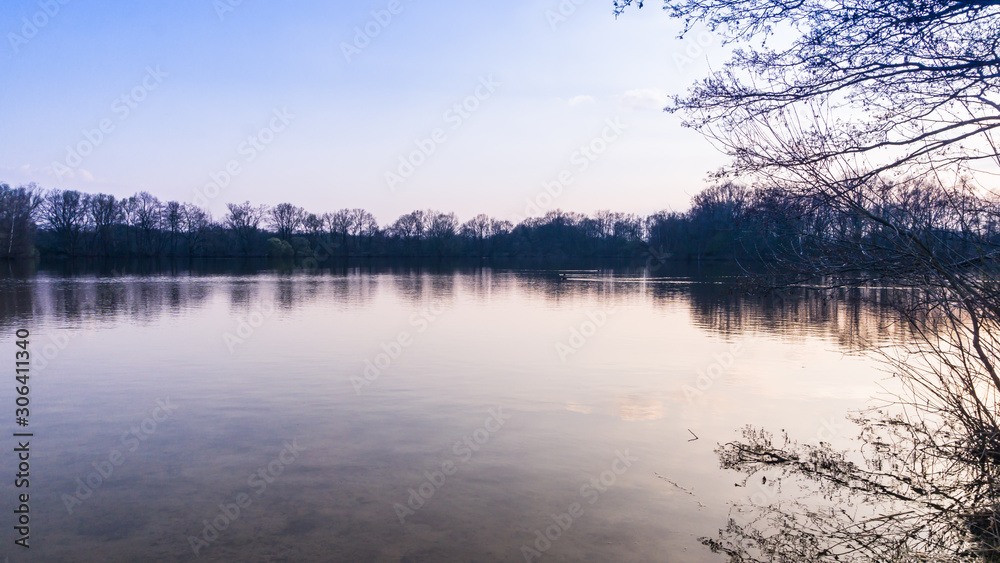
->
4;180;999;264
0;184;650;260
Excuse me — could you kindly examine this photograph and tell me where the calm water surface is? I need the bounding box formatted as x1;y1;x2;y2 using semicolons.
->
0;266;900;562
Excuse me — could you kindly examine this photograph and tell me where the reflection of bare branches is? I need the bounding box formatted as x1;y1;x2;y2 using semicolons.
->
697;180;1000;560
654;472;696;495
704;416;1000;562
693;177;1000;560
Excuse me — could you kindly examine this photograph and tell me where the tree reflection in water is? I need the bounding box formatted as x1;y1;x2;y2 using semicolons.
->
701;282;1000;562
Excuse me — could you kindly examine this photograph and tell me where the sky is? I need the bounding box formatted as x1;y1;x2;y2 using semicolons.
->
0;0;729;224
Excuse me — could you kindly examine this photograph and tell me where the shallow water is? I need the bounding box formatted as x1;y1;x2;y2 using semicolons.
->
0;266;898;562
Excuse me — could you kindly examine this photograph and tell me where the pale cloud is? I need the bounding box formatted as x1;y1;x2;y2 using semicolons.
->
3;163;55;183
35;163;95;182
617;88;671;111
568;94;595;106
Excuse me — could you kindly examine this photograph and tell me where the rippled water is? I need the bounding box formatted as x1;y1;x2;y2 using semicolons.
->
0;264;901;561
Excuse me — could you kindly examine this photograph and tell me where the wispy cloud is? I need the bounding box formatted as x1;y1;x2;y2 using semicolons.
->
32;164;97;183
617;88;670;111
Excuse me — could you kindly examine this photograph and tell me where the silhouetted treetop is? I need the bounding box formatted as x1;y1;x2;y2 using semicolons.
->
615;0;1000;185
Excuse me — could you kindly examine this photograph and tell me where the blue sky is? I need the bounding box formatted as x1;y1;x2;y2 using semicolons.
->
0;0;727;223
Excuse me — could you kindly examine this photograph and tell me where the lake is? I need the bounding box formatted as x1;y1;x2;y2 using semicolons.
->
0;263;900;562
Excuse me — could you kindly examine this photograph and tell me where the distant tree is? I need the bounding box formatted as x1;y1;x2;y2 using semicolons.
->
593;210;614;240
391;210;428;254
42;189;87;255
326;208;354;255
348;208;368;239
643;210;687;264
265;237;294;258
355;210;379;254
427;211;458;255
0;183;44;258
461;214;492;256
687;182;751;258
490;218;512;236
164;201;183;256
225;201;267;255
269;203;305;242
406;210;429;238
426;212;455;236
182;204;211;256
302;213;324;249
88;193;122;256
126;192;163;256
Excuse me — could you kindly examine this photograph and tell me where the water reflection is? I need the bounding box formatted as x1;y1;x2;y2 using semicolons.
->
0;266;910;348
0;262;905;562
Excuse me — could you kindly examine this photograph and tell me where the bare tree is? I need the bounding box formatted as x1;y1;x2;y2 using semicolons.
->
164;201;183;256
348;208;367;238
326;208;354;255
356;210;379;254
391;210;429;254
0;183;44;258
42;189;87;255
427;211;458;255
182;204;210;256
225;201;267;255
302;212;324;249
268;202;305;242
461;213;492;256
490;218;513;237
88;193;122;256
125;191;163;256
616;0;1000;195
